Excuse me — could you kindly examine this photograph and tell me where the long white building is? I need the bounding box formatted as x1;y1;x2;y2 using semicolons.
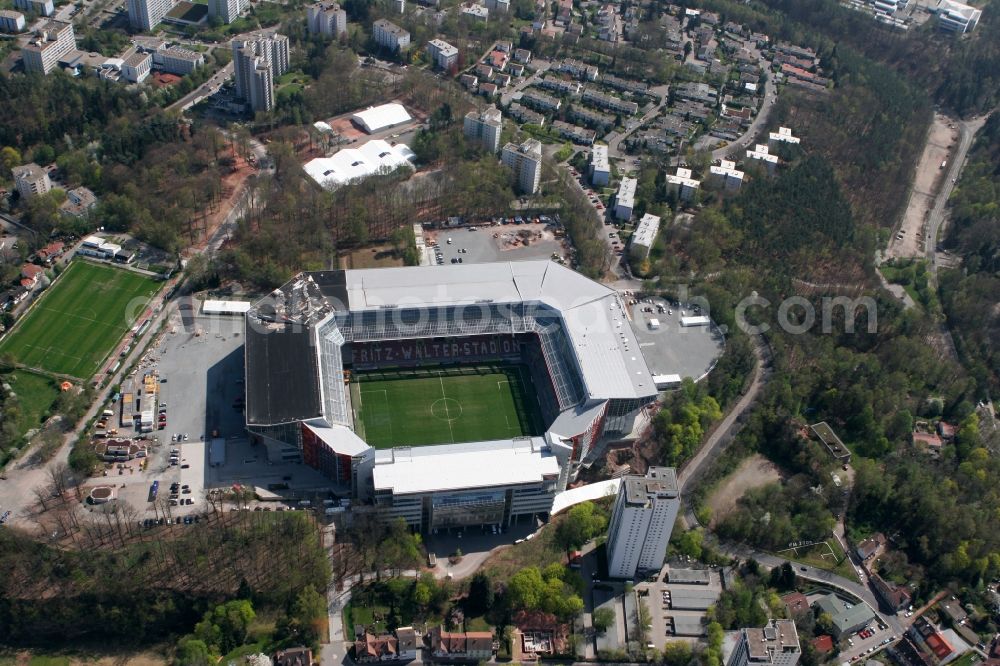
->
21;19;74;74
768;126;800;148
12;163;51;199
709;160;744;191
427;38;458;70
727;620;801;666
373;18;410;51
614;176;637;221
665;166;700;202
746;144;778;174
630;213;660;259
127;0;173;31
501;139;543;194
208;0;245;24
590;144;610;186
606;467;679;579
464;107;503;154
307;1;347;37
0;10;26;32
935;0;981;32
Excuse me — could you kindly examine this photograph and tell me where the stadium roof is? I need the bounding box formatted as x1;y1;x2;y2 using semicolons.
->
372;437;559;495
303;139;416;189
343;261;656;400
245;319;322;425
202;299;251;314
303;420;370;456
350;103;412;133
551;477;621;515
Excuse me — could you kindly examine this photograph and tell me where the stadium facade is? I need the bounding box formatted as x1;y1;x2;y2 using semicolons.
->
244;261;658;531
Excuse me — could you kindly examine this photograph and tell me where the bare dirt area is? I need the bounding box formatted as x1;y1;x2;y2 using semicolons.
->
339;244;405;269
888;114;958;259
705;453;782;527
8;651;168;666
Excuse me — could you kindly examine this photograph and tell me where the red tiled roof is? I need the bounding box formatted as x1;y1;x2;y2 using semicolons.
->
21;264;43;278
811;636;834;653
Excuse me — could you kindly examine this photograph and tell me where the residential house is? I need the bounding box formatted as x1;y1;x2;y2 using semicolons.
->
35;241;64;264
355;633;398;663
21;263;44;288
855;533;886;561
872;574;912;613
813;594;876;638
427;627;493;661
782;592;810;618
60;186;97;217
273;647;312;666
552;120;595;145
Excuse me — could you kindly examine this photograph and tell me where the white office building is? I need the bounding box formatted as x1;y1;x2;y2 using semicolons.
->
464;107;503;154
14;0;53;17
590;144;610;186
746;144;779;174
152;45;204;75
427;38;458;70
665;166;700;202
768;126;800;148
709;160;745;191
935;0;981;32
631;213;660;258
460;2;488;21
726;620;801;666
12;163;51;199
307;1;347;37
501;139;542;194
21;19;74;74
121;50;152;82
233;34;290;113
209;0;245;24
606;467;679;579
614;176;637;221
127;0;173;31
0;10;26;32
373;18;410;51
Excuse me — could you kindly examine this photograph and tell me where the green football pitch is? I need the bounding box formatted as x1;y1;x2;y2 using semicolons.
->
0;260;160;379
350;365;545;448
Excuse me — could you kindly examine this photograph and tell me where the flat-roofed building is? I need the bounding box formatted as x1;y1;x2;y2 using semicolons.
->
520;89;561;112
935;0;981;32
209;0;245;24
606;466;679;578
307;1;346;37
14;0;53;17
0;10;26;32
746;144;778;174
350;103;412;133
501;138;542;194
665;166;700;202
21;19;74;74
768;126;801;148
552;120;595;145
727;620;801;666
127;0;173;31
427;38;458;70
153;44;205;74
373;18;410;51
614;176;637;220
709;159;744;191
581;88;639;115
568;106;615;132
460;2;488;21
506;102;544;126
589;144;610;186
537;75;581;96
232;34;289;112
557;58;598;81
630;213;660;258
121;50;152;82
12;163;51;199
463;107;503;154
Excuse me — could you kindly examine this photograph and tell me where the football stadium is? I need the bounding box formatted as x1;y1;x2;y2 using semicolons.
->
244;261;659;532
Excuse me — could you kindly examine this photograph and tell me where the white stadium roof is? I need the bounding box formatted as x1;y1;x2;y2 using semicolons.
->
202;299;251;314
304;139;416;189
372;437;560;496
350;103;412;133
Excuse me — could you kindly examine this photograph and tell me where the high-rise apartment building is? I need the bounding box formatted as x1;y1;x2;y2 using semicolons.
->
21;19;75;74
500;139;542;194
12;163;52;199
233;34;290;113
605;466;679;579
208;0;245;24
307;2;347;37
372;19;410;51
127;0;173;31
463;108;502;154
426;38;458;71
727;620;801;666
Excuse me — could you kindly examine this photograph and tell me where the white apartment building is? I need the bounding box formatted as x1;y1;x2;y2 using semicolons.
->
630;213;660;258
208;0;245;24
665;166;700;202
0;10;26;32
581;88;639;115
746;144;779;174
307;1;347;37
606;467;679;579
614;176;637;221
233;34;290;112
935;0;981;32
12;163;51;199
153;45;204;75
590;144;610;186
727;620;801;666
485;0;509;12
501;139;542;194
373;19;410;51
21;19;75;74
460;3;488;21
768;126;800;148
427;38;458;70
14;0;53;17
709;160;744;191
127;0;173;31
121;50;152;82
463;107;503;154
520;90;561;112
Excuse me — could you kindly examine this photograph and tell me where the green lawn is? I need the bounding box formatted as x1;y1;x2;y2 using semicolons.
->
0;261;160;379
350;364;544;448
4;371;60;439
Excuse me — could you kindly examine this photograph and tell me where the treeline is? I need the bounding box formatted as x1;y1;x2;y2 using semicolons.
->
939;111;1000;397
0;511;329;646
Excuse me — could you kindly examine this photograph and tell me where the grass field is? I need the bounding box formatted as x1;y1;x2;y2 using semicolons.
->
0;261;160;379
351;364;544;448
6;371;60;438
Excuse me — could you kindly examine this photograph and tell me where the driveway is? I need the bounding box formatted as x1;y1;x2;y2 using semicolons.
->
710;57;778;162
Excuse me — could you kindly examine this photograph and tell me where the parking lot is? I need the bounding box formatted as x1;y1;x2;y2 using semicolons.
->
637;565;724;647
424;221;569;266
626;295;726;381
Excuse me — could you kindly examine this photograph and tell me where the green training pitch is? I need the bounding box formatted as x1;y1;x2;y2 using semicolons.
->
0;261;160;379
350;364;545;448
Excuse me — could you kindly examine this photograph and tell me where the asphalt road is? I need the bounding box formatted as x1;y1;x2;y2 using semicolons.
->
167;61;235;113
711;57;778;162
